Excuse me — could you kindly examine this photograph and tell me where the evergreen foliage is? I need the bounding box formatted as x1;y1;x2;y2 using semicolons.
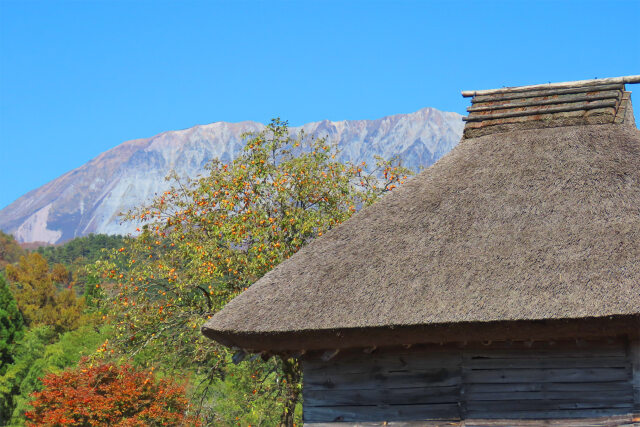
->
37;234;127;267
0;275;23;374
0;325;56;423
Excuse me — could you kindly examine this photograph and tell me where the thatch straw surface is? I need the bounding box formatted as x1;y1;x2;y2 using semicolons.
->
203;124;640;350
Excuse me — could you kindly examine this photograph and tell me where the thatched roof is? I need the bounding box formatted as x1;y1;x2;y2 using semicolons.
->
203;79;640;352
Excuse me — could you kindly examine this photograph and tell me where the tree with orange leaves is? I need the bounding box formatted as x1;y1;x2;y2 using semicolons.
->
105;118;411;424
25;360;197;426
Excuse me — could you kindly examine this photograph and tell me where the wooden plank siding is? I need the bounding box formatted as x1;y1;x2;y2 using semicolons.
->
304;347;462;422
632;339;640;413
302;338;636;424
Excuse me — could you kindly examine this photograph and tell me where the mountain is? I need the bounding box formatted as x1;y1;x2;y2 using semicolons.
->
0;108;463;244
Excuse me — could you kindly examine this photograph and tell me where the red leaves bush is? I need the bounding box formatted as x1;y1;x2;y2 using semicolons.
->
25;360;198;426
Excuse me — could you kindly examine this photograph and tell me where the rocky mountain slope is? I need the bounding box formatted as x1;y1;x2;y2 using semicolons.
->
0;108;463;244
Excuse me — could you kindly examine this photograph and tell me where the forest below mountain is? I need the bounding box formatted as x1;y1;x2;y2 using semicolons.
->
0;120;412;426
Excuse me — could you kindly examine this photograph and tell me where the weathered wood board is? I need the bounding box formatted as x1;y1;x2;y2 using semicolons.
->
303;338;636;424
631;339;640;412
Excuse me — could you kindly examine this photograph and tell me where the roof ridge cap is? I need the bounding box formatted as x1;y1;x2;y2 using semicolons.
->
461;75;640;97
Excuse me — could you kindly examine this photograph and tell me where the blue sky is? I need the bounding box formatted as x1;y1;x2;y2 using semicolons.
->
1;0;638;210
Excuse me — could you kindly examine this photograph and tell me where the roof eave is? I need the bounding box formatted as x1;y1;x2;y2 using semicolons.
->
202;314;640;354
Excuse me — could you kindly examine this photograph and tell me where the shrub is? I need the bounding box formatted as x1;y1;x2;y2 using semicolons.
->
25;360;198;426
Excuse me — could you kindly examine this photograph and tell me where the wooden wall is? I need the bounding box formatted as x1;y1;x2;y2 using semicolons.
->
632;338;640;414
302;338;636;424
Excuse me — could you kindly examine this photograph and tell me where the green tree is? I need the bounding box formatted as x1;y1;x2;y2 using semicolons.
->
0;274;23;374
108;118;410;424
0;325;56;423
37;234;128;267
206;355;301;426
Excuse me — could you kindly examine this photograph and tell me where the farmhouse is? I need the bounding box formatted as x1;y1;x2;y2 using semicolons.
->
202;76;640;425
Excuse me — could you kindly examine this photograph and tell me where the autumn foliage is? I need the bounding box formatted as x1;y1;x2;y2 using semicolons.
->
25;360;197;426
99;118;411;424
109;119;409;352
5;253;86;333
